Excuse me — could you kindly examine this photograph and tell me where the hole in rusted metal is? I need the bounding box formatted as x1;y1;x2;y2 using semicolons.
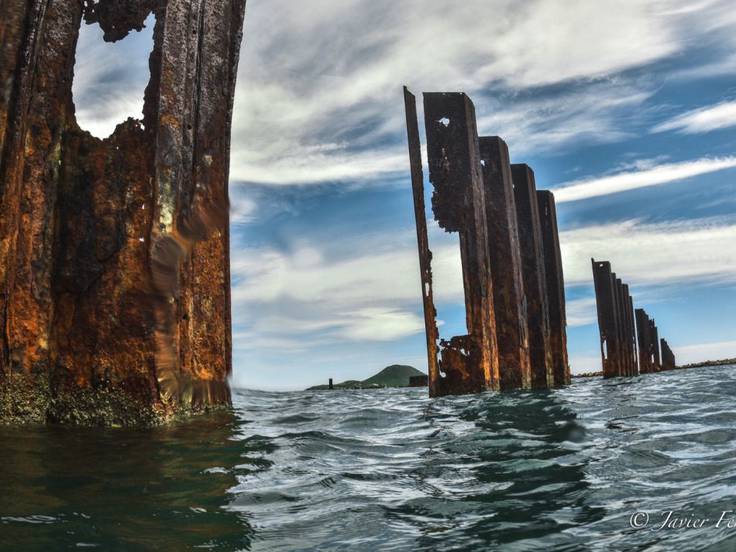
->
72;11;155;139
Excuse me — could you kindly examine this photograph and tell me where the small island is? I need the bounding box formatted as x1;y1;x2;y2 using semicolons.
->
678;358;736;369
309;365;428;390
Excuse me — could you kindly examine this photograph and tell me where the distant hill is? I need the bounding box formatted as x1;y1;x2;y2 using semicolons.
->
308;365;426;390
362;365;425;387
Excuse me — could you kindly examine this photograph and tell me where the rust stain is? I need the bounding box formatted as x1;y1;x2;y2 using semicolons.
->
479;137;532;390
423;92;499;396
511;164;553;389
537;190;569;386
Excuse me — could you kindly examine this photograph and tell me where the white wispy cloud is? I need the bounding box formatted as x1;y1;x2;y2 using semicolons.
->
561;216;736;286
675;340;736;365
71;1;736;183
566;297;598;327
670;54;736;81
476;83;653;157
229;228;464;350
652;100;736;134
230;0;728;186
230;213;736;374
552;157;736;203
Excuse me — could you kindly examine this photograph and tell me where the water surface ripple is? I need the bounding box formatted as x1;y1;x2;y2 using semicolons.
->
2;365;736;551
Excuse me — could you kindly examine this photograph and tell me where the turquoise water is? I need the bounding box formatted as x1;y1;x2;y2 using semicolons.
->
2;365;736;550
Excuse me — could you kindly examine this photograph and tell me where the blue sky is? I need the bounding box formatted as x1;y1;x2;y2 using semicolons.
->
73;1;736;390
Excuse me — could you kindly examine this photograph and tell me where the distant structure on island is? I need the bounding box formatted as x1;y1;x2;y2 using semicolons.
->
591;260;676;377
310;365;427;390
403;88;569;398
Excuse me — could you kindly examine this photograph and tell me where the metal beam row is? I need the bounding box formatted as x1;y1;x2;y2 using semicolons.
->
404;88;569;396
592;261;676;377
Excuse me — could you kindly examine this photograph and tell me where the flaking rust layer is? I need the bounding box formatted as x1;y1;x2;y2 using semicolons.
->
0;0;246;425
423;92;500;395
536;190;569;386
511;164;553;389
479;137;531;391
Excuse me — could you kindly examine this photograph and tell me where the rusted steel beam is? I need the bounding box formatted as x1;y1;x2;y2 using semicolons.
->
614;278;633;377
537;190;569;387
512;164;552;389
650;321;661;371
627;293;639;376
478;137;531;390
591;260;621;378
403;87;441;397
623;284;639;376
1;0;246;425
617;279;633;377
612;275;625;376
636;308;653;374
661;338;676;371
424;93;500;395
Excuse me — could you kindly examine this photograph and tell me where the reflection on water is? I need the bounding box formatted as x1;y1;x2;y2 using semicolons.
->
0;412;258;550
3;365;736;550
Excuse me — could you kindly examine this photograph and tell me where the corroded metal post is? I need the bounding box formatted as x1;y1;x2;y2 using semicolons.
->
537;190;569;387
478;137;531;390
650;320;661;371
423;93;500;394
1;0;246;425
636;308;653;373
592;262;671;379
512;164;552;388
627;292;639;376
403;87;441;396
591;260;621;378
621;283;635;376
661;339;676;371
613;277;627;376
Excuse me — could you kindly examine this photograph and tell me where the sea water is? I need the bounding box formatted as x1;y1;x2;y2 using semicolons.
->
2;365;736;551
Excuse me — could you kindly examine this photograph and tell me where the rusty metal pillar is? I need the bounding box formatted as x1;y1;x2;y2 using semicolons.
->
636;309;652;373
512;164;552;389
611;275;624;376
623;284;639;376
627;292;639;376
424;92;500;394
478;137;531;390
0;0;247;425
537;190;569;387
669;341;676;370
403;87;441;397
661;339;676;371
621;282;631;375
592;260;620;378
650;321;661;371
614;278;632;377
621;282;634;377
